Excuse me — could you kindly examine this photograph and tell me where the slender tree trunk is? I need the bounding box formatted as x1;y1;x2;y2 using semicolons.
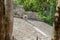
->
5;0;13;40
0;0;13;40
0;0;5;40
51;0;60;40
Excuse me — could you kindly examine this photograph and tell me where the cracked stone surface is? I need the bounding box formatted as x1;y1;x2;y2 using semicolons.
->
13;17;52;40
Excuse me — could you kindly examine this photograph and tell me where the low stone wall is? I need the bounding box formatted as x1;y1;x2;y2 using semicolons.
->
13;5;41;21
24;11;41;21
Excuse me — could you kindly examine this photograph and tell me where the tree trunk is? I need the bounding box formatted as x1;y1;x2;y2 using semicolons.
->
0;0;5;40
51;0;60;40
0;0;13;40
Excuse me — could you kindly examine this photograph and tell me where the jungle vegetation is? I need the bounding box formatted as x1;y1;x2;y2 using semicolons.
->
13;0;56;26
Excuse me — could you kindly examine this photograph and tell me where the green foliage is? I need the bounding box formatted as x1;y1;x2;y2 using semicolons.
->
13;0;56;26
13;0;25;5
38;0;56;26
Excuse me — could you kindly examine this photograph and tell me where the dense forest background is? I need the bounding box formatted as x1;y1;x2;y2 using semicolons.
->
13;0;56;26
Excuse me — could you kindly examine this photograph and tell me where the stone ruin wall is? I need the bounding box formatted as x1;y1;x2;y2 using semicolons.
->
13;5;41;21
